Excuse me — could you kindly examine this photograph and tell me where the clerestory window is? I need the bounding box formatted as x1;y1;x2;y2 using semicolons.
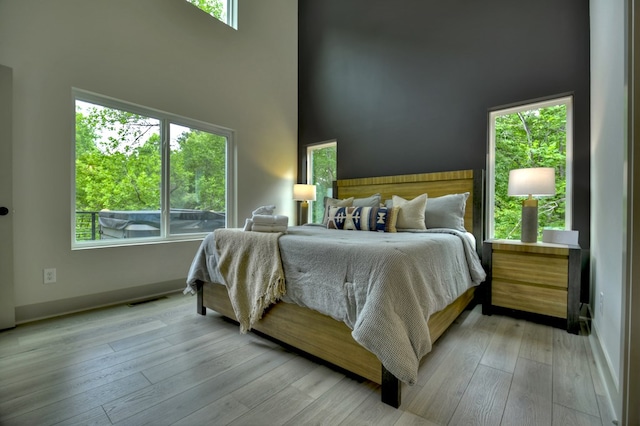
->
185;0;237;29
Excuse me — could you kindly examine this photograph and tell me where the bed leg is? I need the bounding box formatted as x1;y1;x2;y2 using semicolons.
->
196;280;206;316
381;366;401;408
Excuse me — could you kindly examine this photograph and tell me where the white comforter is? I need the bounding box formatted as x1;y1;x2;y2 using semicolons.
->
186;225;486;385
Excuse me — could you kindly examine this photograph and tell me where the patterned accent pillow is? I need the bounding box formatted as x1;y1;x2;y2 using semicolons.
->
321;194;381;225
322;196;354;226
327;206;397;232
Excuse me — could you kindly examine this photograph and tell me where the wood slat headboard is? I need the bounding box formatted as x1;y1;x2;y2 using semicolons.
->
336;169;485;254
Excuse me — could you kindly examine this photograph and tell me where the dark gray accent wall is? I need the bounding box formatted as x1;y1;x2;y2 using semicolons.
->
298;0;590;247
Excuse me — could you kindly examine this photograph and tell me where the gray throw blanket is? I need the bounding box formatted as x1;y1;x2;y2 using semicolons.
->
214;228;286;334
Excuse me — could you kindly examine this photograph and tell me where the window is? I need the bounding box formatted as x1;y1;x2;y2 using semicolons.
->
185;0;237;29
307;141;337;224
488;95;572;240
73;89;235;248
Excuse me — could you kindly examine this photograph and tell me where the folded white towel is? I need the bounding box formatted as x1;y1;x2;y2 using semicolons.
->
243;218;253;231
252;224;288;233
252;214;288;226
252;205;276;216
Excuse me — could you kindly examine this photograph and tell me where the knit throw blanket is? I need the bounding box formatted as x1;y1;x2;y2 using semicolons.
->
214;228;286;334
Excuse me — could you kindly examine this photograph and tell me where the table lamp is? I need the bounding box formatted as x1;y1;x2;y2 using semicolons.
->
508;167;555;243
293;184;316;225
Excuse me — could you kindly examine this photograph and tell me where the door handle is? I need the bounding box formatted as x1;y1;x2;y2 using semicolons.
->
0;207;9;216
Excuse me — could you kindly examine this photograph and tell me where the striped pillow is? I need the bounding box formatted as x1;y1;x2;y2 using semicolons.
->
321;196;354;225
327;206;397;232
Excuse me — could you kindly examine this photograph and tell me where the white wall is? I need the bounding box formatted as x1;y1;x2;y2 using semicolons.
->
0;0;298;319
589;0;625;417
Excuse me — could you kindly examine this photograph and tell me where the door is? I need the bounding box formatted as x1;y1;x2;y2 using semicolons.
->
624;2;640;422
0;64;15;330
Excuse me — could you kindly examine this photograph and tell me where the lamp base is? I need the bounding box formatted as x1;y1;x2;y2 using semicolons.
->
520;199;538;243
298;201;309;226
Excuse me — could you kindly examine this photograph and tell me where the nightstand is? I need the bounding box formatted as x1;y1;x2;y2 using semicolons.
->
482;239;581;334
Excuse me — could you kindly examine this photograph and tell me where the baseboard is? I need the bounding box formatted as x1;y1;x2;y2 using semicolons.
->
14;279;185;324
589;324;621;423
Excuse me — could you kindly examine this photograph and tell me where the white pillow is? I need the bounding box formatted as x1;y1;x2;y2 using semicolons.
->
392;194;428;230
425;192;469;231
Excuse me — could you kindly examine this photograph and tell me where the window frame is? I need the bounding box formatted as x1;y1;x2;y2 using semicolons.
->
486;95;573;239
71;88;236;249
225;0;237;29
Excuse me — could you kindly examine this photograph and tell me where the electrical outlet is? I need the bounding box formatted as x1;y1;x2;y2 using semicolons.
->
43;268;56;284
599;291;604;316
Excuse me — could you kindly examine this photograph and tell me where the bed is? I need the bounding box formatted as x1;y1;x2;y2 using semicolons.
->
186;169;485;408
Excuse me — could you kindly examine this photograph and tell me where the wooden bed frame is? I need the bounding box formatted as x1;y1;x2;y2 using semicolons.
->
195;169;484;408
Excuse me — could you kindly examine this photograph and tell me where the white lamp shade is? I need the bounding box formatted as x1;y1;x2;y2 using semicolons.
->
508;167;556;196
293;184;317;201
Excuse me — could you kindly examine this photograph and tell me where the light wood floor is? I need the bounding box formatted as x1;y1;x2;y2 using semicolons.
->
0;292;616;426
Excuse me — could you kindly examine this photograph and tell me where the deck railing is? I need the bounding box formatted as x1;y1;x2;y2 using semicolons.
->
75;211;100;241
75;210;225;241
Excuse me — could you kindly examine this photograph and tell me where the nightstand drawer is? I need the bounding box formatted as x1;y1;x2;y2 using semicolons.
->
492;279;567;319
493;251;568;289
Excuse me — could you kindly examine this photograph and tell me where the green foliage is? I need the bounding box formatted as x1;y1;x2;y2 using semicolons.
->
75;106;162;213
309;145;337;223
75;112;99;156
170;129;226;212
185;0;224;19
494;105;567;239
74;102;226;240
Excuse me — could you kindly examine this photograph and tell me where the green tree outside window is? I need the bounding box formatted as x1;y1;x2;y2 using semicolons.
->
74;99;228;242
492;99;570;240
307;142;337;224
